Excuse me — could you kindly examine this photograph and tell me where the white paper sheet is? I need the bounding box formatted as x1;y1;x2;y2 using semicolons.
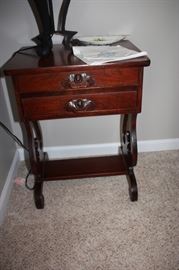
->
73;45;147;65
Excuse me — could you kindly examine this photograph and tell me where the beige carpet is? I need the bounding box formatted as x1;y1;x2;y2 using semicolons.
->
0;150;179;270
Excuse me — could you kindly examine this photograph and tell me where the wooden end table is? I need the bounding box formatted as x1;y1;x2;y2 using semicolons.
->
4;40;150;208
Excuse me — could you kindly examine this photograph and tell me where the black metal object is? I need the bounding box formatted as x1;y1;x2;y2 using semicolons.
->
29;0;78;55
28;0;55;56
57;0;77;48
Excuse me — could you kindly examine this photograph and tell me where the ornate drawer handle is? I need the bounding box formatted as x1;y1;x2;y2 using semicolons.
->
63;73;95;89
66;98;95;112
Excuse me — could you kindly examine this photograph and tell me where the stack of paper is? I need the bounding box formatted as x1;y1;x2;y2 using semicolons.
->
72;45;147;65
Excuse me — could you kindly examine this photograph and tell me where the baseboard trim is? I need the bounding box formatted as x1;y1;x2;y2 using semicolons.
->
138;138;179;152
18;138;179;161
0;150;20;225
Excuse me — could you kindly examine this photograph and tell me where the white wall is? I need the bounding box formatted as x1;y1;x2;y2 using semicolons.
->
0;81;16;195
1;0;179;149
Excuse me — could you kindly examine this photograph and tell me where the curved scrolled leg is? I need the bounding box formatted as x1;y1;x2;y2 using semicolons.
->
120;113;138;167
34;180;44;209
120;114;138;201
32;121;44;162
24;121;45;209
127;167;138;201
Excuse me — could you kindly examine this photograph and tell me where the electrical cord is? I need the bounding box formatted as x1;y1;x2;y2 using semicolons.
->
25;168;35;190
0;121;35;190
0;121;29;151
12;46;38;58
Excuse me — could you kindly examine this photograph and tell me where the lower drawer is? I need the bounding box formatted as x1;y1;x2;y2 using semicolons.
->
21;91;137;120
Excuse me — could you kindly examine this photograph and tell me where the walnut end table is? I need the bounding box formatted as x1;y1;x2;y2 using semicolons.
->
4;40;150;209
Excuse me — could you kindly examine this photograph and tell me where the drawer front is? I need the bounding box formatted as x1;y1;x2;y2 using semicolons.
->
17;67;139;93
21;91;137;120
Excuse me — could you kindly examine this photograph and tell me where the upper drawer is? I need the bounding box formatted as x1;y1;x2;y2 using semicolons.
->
16;67;139;93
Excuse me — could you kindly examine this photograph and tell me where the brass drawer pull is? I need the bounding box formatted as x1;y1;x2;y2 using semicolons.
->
63;73;95;89
66;98;95;112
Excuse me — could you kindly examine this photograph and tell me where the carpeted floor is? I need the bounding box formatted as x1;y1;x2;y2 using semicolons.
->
0;150;179;270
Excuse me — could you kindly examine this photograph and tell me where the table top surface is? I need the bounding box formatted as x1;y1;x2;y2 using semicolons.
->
3;40;150;76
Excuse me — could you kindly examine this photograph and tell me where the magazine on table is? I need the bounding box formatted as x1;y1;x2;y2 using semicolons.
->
72;45;147;65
